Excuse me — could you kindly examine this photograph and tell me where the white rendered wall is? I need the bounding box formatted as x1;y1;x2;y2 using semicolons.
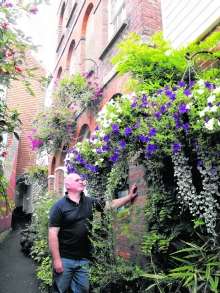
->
161;0;220;48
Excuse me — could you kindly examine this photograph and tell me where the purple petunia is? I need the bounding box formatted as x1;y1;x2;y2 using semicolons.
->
183;88;191;96
147;144;158;153
124;127;132;137
112;123;119;134
119;140;126;149
155;112;162;120
172;143;182;154
157;89;163;95
95;125;99;131
160;105;166;113
131;98;138;108
205;81;216;90
139;135;150;143
178;80;186;87
102;145;110;152
109;152;119;163
96;148;103;154
178;103;188;114
66;165;77;174
142;94;148;103
75;154;85;164
85;164;99;173
149;128;157;137
103;135;110;142
182;122;190;133
189;81;195;88
165;90;176;101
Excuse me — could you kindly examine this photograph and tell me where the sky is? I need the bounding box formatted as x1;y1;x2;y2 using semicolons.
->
18;1;59;74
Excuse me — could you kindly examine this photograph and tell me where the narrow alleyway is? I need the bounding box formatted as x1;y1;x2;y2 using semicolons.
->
0;222;40;293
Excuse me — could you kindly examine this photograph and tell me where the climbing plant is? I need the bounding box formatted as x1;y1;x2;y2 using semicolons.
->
65;31;220;292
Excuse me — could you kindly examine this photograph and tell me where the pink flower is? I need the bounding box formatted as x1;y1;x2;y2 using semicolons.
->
5;50;13;58
29;5;38;14
1;22;9;30
15;65;23;73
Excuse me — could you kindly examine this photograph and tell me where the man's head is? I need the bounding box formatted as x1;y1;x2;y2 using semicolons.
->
64;173;85;193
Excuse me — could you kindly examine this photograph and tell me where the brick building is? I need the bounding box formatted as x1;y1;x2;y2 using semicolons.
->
0;53;45;232
48;0;162;195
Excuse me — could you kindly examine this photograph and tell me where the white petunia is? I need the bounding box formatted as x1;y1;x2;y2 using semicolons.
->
213;87;220;94
197;80;204;86
196;89;204;95
199;110;205;117
186;103;192;109
210;105;217;112
207;95;216;103
204;118;215;131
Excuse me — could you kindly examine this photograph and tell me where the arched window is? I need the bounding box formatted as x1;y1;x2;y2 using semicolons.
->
55;67;62;87
78;124;91;142
81;3;94;72
66;40;75;73
58;2;66;38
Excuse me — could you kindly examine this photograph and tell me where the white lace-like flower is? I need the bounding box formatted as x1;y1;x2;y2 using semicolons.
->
199;106;209;117
186;103;192;109
213;87;220;94
210;105;217;112
196;89;204;95
207;95;216;103
197;80;205;86
204;118;215;131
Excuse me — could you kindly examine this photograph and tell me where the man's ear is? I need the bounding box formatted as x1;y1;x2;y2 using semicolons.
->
65;182;70;189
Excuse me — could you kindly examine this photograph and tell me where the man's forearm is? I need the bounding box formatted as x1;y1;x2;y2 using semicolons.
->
48;228;61;261
110;194;132;209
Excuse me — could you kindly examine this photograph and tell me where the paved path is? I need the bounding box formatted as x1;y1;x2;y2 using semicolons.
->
0;227;40;293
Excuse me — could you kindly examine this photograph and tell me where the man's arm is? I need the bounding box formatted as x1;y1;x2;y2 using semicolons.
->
48;227;63;273
109;184;138;209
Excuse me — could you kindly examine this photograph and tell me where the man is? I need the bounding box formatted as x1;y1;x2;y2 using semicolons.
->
48;172;138;293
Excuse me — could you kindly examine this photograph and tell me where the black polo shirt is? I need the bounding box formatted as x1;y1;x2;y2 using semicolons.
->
49;193;105;260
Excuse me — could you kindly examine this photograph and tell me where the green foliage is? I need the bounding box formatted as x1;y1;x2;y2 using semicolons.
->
30;192;57;287
32;104;76;153
25;165;48;185
58;72;102;112
36;256;53;286
89;210;147;292
0;100;21;137
112;32;220;93
168;242;220;292
32;72;103;153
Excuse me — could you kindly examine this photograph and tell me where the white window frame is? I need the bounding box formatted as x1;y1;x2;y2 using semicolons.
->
108;0;126;40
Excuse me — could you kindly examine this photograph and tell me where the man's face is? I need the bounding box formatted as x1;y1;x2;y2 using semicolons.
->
64;173;85;193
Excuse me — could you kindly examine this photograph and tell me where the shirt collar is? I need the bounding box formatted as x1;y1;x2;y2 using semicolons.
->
65;192;85;204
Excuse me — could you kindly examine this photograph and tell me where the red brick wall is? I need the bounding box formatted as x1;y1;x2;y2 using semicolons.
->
49;0;161;260
7;52;45;176
1;54;45;232
51;0;162;161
